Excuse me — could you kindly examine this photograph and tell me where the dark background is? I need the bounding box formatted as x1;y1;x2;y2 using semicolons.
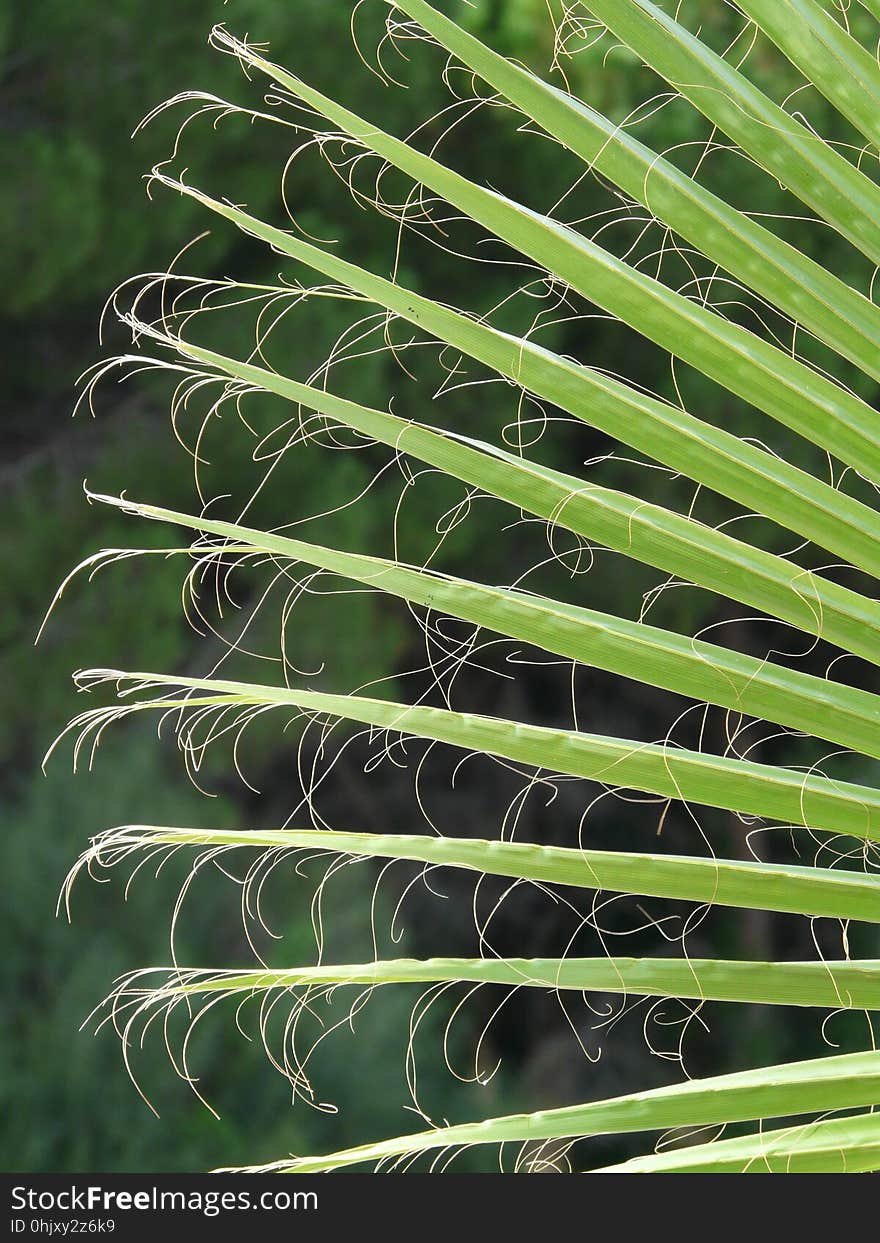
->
3;0;880;1172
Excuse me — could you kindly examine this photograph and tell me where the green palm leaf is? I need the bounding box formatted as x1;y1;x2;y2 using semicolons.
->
224;29;880;487
72;825;880;922
111;330;880;662
736;0;880;149
577;0;880;263
215;1049;880;1172
598;1111;880;1173
155;176;880;589
389;0;880;380
66;669;880;839
55;1;880;1174
94;492;880;759
119;958;880;1009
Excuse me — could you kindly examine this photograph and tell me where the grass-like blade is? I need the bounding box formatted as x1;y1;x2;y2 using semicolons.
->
217;1049;880;1171
72;826;880;923
597;1110;880;1173
68;674;880;840
98;491;880;762
737;0;880;149
117;957;880;1011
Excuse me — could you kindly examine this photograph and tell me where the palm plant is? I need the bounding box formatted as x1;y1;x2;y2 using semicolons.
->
50;0;880;1172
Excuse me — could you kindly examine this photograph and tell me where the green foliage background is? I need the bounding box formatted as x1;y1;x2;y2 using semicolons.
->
3;0;878;1171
